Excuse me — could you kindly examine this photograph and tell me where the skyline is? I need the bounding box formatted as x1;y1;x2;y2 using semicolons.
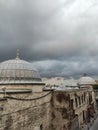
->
0;0;98;78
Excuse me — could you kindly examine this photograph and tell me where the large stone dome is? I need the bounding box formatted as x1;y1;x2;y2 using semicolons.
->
0;57;42;84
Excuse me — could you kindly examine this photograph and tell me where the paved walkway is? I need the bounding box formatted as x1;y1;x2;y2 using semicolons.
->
90;115;98;130
80;113;98;130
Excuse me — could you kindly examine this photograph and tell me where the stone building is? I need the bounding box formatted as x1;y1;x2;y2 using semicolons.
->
0;55;96;130
0;55;52;130
51;87;96;130
92;80;98;109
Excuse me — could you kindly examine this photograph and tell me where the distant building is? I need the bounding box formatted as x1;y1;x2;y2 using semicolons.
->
42;77;78;87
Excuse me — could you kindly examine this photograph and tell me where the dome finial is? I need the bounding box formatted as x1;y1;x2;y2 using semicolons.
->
16;49;20;59
83;73;87;77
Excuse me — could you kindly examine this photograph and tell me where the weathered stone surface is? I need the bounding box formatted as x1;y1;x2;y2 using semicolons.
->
0;86;96;130
0;92;51;130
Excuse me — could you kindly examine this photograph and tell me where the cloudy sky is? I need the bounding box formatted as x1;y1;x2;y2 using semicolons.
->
0;0;98;78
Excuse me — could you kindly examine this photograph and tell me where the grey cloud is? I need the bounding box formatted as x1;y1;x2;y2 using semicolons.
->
32;58;98;78
0;0;98;78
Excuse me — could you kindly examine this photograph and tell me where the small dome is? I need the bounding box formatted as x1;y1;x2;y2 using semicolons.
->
0;58;42;84
78;75;96;85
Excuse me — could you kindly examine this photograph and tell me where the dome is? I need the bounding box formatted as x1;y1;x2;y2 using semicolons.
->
78;75;96;85
0;57;42;84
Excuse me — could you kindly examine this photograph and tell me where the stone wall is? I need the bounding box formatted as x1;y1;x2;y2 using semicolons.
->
51;91;74;130
0;91;51;130
0;87;96;130
0;84;45;92
51;88;96;130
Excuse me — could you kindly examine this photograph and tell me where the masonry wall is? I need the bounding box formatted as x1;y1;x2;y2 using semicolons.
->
0;84;45;92
0;92;51;130
51;88;96;130
51;91;75;130
0;87;96;130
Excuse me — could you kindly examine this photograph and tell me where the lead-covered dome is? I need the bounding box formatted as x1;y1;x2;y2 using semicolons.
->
78;74;96;85
0;57;42;84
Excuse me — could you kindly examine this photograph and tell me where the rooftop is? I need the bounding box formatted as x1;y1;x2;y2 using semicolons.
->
0;53;42;85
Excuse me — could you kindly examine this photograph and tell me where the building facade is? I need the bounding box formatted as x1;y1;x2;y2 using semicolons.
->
51;88;96;130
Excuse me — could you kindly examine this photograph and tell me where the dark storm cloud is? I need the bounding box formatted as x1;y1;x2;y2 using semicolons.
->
32;58;98;78
0;0;98;78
